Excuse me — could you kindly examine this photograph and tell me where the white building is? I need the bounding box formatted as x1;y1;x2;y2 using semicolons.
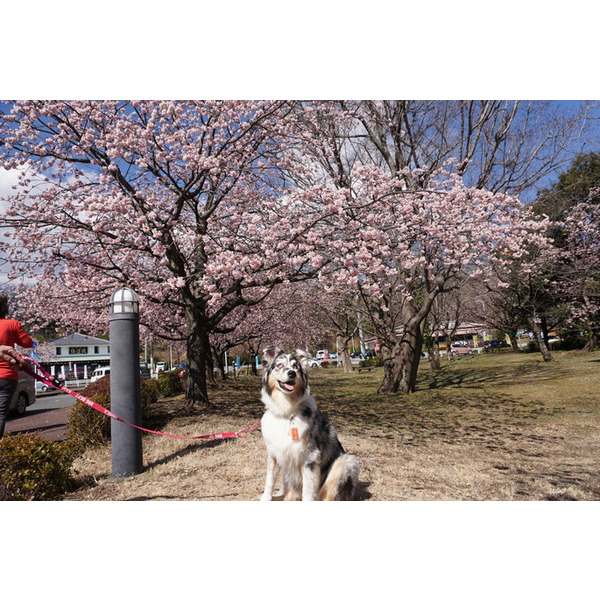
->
40;333;110;380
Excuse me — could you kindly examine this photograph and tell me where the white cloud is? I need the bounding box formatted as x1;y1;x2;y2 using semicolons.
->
0;166;24;201
0;167;38;286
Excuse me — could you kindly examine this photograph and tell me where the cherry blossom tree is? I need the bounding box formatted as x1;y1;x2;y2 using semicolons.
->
533;154;600;350
464;278;526;352
1;100;592;403
336;166;552;390
290;100;585;393
485;227;561;362
426;288;466;370
290;283;365;373
209;282;326;377
0;101;335;406
559;201;600;350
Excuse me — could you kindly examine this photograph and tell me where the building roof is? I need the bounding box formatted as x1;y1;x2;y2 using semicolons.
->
49;333;109;346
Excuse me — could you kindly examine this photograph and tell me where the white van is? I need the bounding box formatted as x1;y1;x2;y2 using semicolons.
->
9;370;36;415
90;366;110;382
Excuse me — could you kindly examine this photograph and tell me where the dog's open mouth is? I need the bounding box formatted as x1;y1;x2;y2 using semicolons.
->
277;380;296;393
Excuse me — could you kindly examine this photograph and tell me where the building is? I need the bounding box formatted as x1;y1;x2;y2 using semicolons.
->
39;333;110;380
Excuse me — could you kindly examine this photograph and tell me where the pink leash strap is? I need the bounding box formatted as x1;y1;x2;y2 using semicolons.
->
22;357;261;441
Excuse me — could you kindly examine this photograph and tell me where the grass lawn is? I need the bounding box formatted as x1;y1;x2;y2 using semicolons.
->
64;349;600;501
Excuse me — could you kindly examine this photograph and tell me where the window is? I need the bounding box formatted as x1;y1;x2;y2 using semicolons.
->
69;347;88;355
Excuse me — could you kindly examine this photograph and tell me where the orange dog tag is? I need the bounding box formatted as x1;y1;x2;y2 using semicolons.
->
291;427;299;440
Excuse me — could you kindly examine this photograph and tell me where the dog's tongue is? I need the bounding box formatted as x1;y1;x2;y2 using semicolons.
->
282;381;295;391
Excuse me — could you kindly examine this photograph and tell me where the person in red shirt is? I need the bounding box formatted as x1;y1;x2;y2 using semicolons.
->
0;295;33;438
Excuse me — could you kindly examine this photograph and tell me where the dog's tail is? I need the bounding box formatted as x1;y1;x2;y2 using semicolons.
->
319;454;359;501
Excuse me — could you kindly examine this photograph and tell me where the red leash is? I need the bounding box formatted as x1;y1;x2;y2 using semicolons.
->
22;357;261;441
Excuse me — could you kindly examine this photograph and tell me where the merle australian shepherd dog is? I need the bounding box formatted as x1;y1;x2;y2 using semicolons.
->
259;346;359;501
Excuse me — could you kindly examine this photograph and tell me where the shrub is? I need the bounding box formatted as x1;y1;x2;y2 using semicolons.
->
68;375;157;449
80;374;112;398
0;434;79;500
361;356;383;368
557;332;588;351
68;378;112;448
156;370;185;397
142;378;160;403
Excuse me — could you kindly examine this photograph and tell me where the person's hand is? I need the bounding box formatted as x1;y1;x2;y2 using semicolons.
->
0;345;26;368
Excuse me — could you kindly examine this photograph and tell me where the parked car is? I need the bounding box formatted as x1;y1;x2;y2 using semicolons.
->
92;365;151;381
90;366;110;382
9;370;36;415
483;340;511;352
350;350;377;360
308;356;321;368
155;361;167;373
35;380;50;392
450;344;473;356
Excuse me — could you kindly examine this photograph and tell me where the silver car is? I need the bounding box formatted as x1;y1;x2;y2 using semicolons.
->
9;370;36;416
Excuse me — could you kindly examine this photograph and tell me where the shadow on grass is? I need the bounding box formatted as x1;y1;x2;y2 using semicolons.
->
424;358;568;390
143;436;234;471
305;361;557;445
126;492;239;500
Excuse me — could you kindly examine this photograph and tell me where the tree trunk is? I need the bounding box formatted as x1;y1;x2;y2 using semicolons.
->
378;321;423;394
445;334;454;361
583;322;598;352
581;295;597;352
429;343;441;371
425;335;441;372
213;350;227;381
541;315;550;348
508;331;520;352
206;347;217;384
409;325;424;387
337;334;354;373
529;316;553;362
185;304;211;407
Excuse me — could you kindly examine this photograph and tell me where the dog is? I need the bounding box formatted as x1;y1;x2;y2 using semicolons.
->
259;346;359;501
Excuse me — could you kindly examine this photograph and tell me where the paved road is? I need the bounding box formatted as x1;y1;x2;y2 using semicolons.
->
5;393;77;442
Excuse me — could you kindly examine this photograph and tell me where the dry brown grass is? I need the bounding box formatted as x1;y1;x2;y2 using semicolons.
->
64;350;600;501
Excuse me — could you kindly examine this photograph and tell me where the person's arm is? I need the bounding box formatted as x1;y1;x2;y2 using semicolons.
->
14;322;33;349
0;345;27;368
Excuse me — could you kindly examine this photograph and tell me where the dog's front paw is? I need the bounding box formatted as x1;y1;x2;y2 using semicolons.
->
260;492;272;501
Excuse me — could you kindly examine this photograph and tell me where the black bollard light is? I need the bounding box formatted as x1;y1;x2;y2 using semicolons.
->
109;287;143;477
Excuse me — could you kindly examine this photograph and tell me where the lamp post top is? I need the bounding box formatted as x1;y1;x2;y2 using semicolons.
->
110;287;140;315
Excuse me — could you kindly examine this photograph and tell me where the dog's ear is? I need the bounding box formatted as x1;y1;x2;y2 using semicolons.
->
292;349;310;370
262;346;283;367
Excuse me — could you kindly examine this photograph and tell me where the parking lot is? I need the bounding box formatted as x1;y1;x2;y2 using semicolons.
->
5;391;76;442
